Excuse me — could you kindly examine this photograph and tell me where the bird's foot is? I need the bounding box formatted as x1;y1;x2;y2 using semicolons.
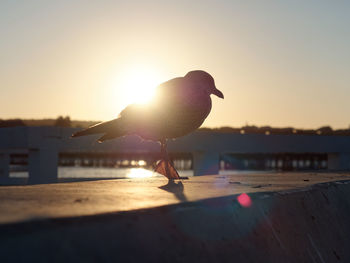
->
154;159;180;180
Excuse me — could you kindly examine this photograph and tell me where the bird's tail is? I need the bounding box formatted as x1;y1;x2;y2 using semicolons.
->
71;118;126;142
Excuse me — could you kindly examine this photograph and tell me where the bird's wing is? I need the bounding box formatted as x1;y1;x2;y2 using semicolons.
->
72;76;207;142
119;103;165;140
71;119;117;137
118;77;186;128
71;118;126;142
153;77;185;104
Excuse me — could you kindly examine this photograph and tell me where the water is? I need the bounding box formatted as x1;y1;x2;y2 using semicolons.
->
10;167;194;179
10;167;268;179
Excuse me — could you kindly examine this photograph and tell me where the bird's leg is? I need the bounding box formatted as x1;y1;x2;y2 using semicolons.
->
154;140;180;180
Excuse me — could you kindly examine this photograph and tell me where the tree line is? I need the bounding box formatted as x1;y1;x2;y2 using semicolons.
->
0;116;98;128
0;117;350;136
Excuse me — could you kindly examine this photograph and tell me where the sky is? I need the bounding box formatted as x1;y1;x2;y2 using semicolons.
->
1;0;349;129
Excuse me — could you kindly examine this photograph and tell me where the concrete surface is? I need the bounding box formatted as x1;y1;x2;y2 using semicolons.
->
1;173;350;262
0;172;349;224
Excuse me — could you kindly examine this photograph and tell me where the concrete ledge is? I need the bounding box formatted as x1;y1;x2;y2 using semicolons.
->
1;179;350;262
1;172;350;224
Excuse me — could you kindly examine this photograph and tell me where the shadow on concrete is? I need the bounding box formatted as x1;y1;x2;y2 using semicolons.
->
159;180;188;202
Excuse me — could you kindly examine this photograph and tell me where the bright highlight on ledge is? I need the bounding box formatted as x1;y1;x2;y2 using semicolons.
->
127;168;156;179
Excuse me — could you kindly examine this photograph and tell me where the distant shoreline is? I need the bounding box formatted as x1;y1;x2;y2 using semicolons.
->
1;118;350;136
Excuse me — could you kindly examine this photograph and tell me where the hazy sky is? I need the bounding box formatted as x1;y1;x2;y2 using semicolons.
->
1;0;349;128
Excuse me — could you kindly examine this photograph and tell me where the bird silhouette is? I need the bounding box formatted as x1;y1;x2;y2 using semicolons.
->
71;70;224;179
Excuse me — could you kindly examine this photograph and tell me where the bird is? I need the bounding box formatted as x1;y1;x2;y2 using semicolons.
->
71;70;224;179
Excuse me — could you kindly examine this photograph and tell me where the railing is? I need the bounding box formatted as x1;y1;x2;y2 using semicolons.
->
1;127;350;184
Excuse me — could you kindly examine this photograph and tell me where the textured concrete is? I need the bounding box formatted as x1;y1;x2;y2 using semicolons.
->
1;173;350;262
0;172;349;224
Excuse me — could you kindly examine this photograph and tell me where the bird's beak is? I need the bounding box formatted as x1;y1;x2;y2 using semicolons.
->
212;88;224;99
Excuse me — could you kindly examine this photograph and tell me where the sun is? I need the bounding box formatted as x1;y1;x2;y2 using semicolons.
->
106;64;166;117
117;66;163;105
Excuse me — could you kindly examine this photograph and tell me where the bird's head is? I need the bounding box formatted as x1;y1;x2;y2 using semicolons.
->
185;70;224;99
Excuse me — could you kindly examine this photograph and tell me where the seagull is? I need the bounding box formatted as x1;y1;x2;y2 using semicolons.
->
71;70;224;179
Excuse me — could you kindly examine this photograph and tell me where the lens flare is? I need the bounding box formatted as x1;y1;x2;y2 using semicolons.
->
237;193;252;207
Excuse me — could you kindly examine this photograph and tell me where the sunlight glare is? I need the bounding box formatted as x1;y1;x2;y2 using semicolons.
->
116;66;163;106
127;168;155;178
138;160;146;166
